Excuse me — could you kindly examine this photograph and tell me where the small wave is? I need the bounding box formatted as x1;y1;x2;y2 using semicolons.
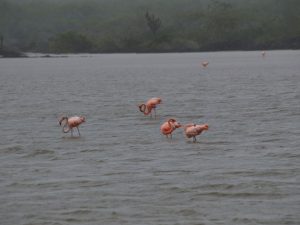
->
153;170;193;176
61;136;84;141
76;180;109;188
60;209;93;216
127;157;154;163
7;179;109;189
177;208;198;216
103;171;137;176
23;149;55;158
194;191;285;199
0;145;23;154
220;169;290;177
232;217;261;224
64;218;82;223
198;140;233;145
196;183;235;190
261;138;283;143
264;152;300;158
80;148;103;153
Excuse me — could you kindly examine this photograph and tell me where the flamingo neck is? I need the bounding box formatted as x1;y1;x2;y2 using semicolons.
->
60;117;70;133
62;124;70;133
168;120;175;131
139;104;151;115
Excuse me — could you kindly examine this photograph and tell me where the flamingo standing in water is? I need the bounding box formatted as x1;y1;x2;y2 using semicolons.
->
160;118;181;138
202;61;209;68
59;116;86;136
138;97;162;118
184;123;209;142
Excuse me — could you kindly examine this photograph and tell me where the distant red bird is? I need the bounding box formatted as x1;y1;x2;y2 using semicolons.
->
202;61;209;68
59;116;86;136
184;123;209;142
160;118;182;138
138;97;162;118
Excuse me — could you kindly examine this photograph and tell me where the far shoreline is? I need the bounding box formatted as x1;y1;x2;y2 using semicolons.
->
1;48;299;59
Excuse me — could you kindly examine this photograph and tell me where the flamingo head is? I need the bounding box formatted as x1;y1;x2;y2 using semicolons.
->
202;124;209;130
168;118;181;128
80;116;86;123
174;122;182;128
138;104;146;112
202;61;209;67
59;116;68;125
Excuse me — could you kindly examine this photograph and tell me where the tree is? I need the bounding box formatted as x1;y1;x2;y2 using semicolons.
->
145;11;162;35
203;0;240;50
0;35;3;49
48;31;95;53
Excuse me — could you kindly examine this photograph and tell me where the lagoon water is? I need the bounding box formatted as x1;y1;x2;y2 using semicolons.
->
0;51;299;225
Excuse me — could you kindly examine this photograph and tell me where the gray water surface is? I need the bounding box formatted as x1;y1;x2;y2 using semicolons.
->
0;51;299;225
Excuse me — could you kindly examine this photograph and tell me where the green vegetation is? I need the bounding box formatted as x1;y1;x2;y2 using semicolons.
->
0;0;299;54
48;31;95;53
0;34;25;57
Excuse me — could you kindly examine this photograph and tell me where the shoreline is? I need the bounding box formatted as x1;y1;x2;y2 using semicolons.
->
1;48;299;59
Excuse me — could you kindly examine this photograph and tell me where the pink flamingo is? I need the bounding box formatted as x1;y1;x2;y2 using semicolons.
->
202;61;209;68
59;116;86;136
160;118;181;138
138;97;162;118
184;123;209;142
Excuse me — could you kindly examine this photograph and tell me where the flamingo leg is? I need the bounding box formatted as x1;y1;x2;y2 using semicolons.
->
193;136;196;142
77;127;81;136
148;106;153;118
71;128;73;137
154;108;156;119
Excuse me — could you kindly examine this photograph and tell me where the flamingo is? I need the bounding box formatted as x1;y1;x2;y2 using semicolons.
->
59;116;86;136
138;97;162;118
160;118;181;138
184;123;209;142
202;61;209;68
